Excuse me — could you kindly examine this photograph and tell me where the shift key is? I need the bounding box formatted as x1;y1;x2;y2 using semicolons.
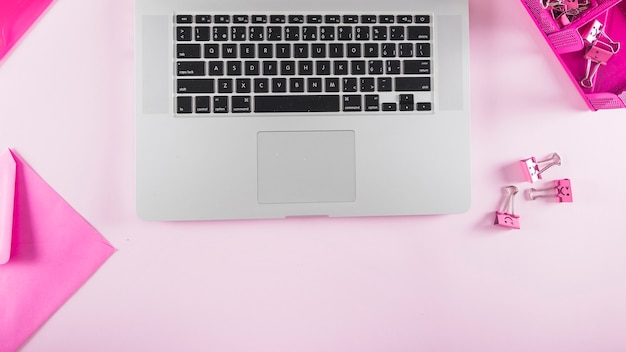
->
395;77;431;91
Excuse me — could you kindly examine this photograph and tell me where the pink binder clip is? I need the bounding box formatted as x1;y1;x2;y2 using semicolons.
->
580;20;603;44
528;179;573;202
494;186;520;229
520;152;562;183
581;40;621;88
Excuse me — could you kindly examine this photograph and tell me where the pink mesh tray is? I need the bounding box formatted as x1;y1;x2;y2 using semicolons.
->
521;0;626;110
0;0;54;61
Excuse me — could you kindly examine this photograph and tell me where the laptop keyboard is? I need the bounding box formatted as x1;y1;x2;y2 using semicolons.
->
174;14;433;115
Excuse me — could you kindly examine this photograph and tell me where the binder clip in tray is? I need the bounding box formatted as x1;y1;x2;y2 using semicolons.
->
521;0;626;110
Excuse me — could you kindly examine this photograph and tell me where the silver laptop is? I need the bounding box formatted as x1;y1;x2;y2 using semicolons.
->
134;0;471;221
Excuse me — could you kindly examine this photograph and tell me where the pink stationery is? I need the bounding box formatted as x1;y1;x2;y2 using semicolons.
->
0;149;115;352
0;0;54;61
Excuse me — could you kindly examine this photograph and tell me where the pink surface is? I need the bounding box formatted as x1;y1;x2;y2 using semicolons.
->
1;0;626;351
0;0;54;60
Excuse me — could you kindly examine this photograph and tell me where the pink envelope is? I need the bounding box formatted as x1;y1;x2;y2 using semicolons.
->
0;149;115;352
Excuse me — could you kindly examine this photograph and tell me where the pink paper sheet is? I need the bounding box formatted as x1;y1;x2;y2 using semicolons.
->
0;149;115;352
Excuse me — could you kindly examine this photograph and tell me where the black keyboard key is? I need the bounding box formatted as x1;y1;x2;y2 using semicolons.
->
222;44;237;58
195;27;211;41
368;60;384;74
213;96;228;113
404;60;431;74
263;61;278;75
361;15;377;23
399;43;414;57
355;26;370;40
417;102;432;111
266;26;282;41
397;15;412;23
382;102;397;111
390;26;405;40
312;44;326;58
196;15;211;23
177;44;201;58
208;61;223;76
372;26;387;40
204;44;219;58
325;15;341;23
381;43;396;57
325;78;340;92
270;15;286;23
334;60;348;75
252;15;268;23
360;78;375;92
195;96;211;113
386;59;401;74
272;78;287;92
302;26;318;41
176;15;193;23
364;43;379;57
233;15;249;23
214;15;230;23
380;15;395;23
244;60;260;75
232;96;251;112
294;44;308;58
416;43;431;57
377;77;392;91
308;78;323;92
213;27;229;41
343;95;362;112
177;79;215;93
400;102;414;111
240;44;255;58
329;44;343;58
298;61;314;75
176;26;192;41
307;15;323;23
316;61;331;75
408;26;430;40
232;26;247;41
343;15;359;23
285;26;300;41
290;78;305;92
218;78;233;93
288;15;305;23
395;77;431;91
351;60;366;75
255;95;340;112
400;94;414;104
338;26;352;40
365;94;380;111
226;61;242;75
347;43;361;57
258;44;273;58
343;78;358;92
320;26;335;41
254;78;270;93
281;61;296;75
236;78;251;93
177;96;192;113
177;61;205;76
249;26;265;41
415;15;431;24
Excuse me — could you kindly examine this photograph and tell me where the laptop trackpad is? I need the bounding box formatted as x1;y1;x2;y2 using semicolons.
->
257;131;356;204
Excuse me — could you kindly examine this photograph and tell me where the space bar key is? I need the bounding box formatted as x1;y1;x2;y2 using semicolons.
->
254;95;340;113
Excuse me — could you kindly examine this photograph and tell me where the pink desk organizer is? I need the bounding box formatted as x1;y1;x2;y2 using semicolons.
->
0;0;54;61
521;0;626;110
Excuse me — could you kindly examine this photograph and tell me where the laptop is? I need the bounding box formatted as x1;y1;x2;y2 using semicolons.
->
134;0;471;221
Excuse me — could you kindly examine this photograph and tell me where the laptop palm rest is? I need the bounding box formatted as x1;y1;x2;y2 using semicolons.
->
257;131;356;204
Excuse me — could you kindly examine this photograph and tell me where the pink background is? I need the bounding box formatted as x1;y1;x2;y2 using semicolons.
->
2;0;626;351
